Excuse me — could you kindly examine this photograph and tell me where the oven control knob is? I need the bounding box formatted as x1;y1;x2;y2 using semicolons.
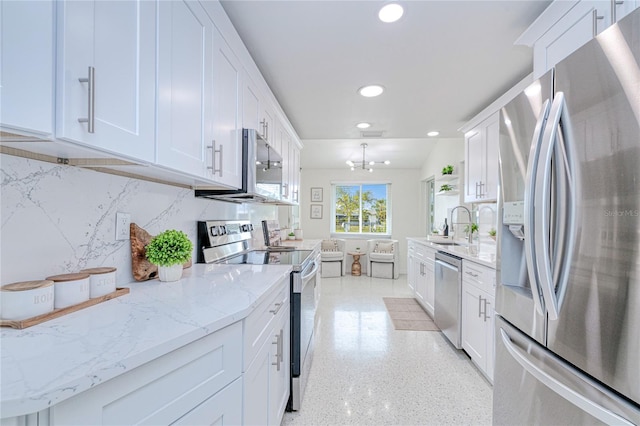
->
219;226;226;235
210;226;218;236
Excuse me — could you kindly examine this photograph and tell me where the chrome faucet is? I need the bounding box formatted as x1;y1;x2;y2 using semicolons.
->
450;206;473;244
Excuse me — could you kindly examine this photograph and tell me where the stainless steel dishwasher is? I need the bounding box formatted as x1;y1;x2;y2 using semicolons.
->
434;251;463;349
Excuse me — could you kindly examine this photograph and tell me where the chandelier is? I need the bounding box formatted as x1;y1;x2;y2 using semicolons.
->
346;143;390;172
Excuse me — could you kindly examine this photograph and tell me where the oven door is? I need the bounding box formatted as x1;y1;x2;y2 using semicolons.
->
289;253;319;411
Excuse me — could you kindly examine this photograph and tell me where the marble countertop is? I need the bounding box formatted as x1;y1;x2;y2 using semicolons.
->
0;263;292;418
407;237;497;269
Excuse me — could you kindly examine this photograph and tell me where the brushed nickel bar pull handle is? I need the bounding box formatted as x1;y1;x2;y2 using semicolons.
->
78;66;95;133
265;122;269;140
478;295;483;318
611;0;623;22
483;300;491;322
207;141;223;176
592;9;604;36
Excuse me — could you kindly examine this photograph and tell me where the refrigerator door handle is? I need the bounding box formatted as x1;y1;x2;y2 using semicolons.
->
499;328;634;426
524;98;551;316
534;92;577;320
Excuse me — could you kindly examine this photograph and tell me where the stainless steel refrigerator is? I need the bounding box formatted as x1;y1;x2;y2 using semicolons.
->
494;8;640;425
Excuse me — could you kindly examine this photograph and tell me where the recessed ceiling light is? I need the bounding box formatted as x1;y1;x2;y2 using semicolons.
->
379;3;404;23
427;131;439;137
356;122;371;129
358;85;384;97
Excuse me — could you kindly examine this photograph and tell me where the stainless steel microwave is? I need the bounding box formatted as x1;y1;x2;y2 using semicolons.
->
195;129;284;203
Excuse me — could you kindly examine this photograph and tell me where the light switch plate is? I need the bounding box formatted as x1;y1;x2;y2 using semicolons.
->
116;212;131;240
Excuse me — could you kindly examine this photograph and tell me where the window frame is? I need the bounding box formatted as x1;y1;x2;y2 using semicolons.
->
330;181;392;237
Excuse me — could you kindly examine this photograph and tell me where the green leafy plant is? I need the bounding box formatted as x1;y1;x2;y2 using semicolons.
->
441;165;454;175
439;184;453;192
464;223;479;234
488;228;497;237
146;229;193;267
288;232;295;237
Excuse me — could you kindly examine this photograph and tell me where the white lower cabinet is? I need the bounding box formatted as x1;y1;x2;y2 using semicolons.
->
243;280;290;426
461;261;496;382
49;321;243;425
407;241;436;318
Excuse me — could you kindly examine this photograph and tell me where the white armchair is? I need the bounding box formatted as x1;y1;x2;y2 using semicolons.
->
320;239;346;277
367;239;399;279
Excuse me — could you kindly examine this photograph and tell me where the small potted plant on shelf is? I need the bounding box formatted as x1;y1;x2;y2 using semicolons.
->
146;229;193;282
489;229;497;241
439;184;453;192
441;165;454;175
288;231;296;240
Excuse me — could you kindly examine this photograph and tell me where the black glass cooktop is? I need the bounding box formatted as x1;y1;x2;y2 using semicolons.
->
221;250;313;266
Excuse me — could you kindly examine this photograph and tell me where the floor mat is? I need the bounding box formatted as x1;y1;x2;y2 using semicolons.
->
382;297;440;331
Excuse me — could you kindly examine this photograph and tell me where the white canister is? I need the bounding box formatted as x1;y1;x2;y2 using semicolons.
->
80;267;117;298
0;280;55;320
46;273;91;309
294;229;303;240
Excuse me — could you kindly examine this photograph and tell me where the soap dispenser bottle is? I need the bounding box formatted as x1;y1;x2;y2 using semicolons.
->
443;219;449;237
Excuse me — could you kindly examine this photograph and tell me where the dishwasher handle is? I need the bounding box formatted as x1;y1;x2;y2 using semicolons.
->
435;259;459;273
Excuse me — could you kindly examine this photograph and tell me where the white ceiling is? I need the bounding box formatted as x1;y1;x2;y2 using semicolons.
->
220;0;551;169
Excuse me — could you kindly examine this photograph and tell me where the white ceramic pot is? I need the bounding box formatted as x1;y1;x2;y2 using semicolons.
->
46;273;91;309
158;264;183;282
0;280;55;320
80;267;117;298
294;229;303;240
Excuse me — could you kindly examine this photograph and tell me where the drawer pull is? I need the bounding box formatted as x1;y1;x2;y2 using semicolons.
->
466;271;479;278
269;302;283;315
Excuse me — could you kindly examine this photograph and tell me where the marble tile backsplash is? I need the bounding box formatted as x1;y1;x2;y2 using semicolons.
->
0;154;279;285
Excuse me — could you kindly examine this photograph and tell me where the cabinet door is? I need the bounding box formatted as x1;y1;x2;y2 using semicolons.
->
56;0;156;162
291;143;301;204
157;0;212;178
415;261;427;304
533;1;611;78
210;26;243;188
464;129;483;202
424;258;435;318
244;338;270;426
269;307;290;426
1;0;54;137
171;378;242;426
261;104;274;144
243;76;261;131
462;283;486;365
483;114;499;201
407;252;416;291
279;126;291;202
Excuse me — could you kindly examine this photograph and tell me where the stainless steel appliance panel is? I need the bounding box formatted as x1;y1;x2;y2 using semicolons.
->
434;252;462;349
543;11;640;404
494;317;640;425
289;250;320;411
496;71;553;346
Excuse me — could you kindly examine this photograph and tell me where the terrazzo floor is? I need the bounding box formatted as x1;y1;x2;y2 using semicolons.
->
281;273;493;426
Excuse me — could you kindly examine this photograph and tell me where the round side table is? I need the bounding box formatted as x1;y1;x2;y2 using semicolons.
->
348;252;364;276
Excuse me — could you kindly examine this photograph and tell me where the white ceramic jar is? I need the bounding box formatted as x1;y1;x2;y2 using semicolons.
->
46;273;90;309
80;267;117;298
0;280;55;320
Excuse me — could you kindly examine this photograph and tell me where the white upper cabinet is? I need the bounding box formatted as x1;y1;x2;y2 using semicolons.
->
1;0;54;138
519;0;638;78
56;0;156;162
157;0;212;179
464;113;498;203
243;75;261;132
210;25;243;188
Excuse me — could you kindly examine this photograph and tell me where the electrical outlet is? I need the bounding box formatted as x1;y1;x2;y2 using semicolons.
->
116;212;131;241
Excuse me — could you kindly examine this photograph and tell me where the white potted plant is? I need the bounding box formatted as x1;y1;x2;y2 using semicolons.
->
145;229;193;282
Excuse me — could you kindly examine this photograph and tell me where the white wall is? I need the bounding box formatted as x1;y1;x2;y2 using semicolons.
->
419;138;466;236
0;154;283;285
299;168;421;274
